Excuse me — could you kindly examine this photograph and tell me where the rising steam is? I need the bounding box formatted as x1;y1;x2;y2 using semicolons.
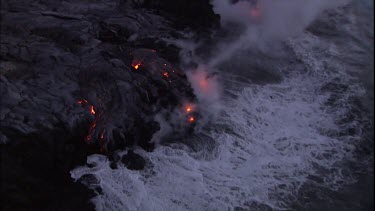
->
209;0;351;66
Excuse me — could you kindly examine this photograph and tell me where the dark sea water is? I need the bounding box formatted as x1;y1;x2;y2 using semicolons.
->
292;0;374;210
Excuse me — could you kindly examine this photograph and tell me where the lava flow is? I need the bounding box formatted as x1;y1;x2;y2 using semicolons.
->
86;121;97;142
77;99;97;143
131;49;183;80
188;117;195;123
77;99;88;104
90;105;96;115
184;103;196;113
184;104;198;124
77;99;96;116
133;63;141;70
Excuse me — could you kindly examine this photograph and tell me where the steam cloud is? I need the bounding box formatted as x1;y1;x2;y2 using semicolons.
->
213;0;350;36
209;0;351;66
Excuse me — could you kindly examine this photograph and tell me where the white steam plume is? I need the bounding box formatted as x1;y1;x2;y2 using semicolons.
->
209;0;351;67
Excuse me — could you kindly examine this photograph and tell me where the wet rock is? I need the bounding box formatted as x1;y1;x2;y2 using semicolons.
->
108;150;122;169
78;174;101;187
121;150;146;170
108;150;122;163
110;162;118;169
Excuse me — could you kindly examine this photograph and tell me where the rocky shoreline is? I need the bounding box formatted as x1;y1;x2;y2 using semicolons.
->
0;0;219;209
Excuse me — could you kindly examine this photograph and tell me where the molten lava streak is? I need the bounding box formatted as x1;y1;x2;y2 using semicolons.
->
188;117;195;123
76;98;108;153
133;64;141;70
77;99;88;104
90;106;96;115
86;121;97;142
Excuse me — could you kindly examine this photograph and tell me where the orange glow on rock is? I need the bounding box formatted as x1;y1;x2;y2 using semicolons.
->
77;99;88;104
184;103;196;113
189;117;195;123
90;106;95;115
133;64;140;70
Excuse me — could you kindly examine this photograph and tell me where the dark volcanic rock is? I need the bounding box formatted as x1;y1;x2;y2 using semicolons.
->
1;124;97;211
0;0;215;209
78;174;101;186
1;0;198;154
121;150;146;170
108;150;122;169
142;0;220;32
97;21;132;44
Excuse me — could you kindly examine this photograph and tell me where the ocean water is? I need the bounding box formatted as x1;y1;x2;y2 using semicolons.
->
71;1;374;210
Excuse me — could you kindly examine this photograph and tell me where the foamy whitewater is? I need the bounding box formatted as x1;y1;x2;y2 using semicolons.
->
71;0;373;210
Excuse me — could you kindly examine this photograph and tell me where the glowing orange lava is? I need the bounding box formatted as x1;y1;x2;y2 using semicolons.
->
133;64;140;70
189;117;195;123
77;99;88;104
90;106;96;115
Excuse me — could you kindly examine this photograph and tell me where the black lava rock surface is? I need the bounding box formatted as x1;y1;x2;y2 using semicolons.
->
0;0;218;210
